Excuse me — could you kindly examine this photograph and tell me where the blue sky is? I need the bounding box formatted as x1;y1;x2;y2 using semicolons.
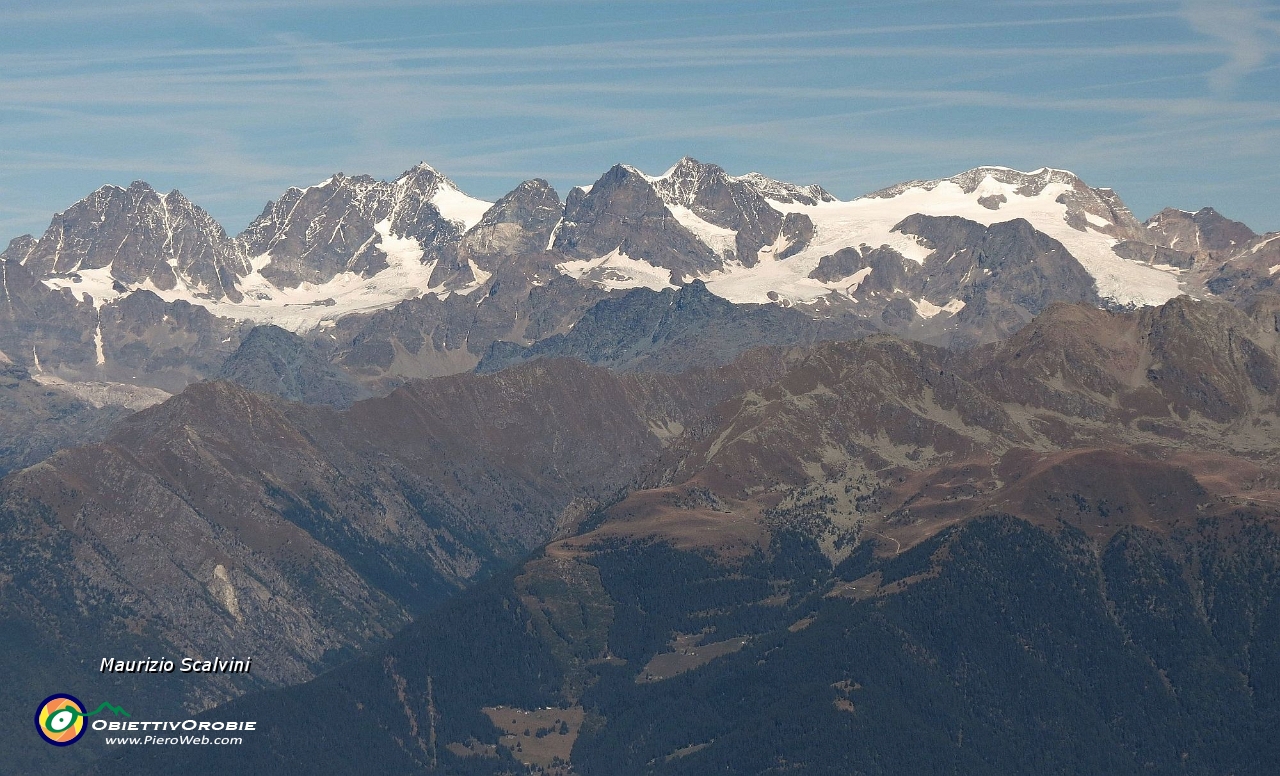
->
2;0;1279;241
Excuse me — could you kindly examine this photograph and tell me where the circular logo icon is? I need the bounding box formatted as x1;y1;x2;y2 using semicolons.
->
35;694;87;746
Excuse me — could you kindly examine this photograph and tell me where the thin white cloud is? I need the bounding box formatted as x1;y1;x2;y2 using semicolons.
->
0;0;602;24
1180;0;1280;93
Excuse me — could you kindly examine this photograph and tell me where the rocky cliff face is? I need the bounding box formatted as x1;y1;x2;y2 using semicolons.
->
458;179;563;266
0;256;247;392
648;156;825;266
549;157;831;282
1204;234;1280;303
800;214;1104;347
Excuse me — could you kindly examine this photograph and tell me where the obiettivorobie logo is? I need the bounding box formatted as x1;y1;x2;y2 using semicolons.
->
35;692;257;748
35;694;130;746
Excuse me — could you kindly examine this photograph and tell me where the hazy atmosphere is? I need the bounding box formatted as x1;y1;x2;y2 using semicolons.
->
3;0;1278;239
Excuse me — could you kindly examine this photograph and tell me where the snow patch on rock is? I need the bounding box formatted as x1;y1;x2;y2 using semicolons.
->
913;298;966;319
31;373;171;410
666;205;737;257
558;248;676;291
430;181;492;231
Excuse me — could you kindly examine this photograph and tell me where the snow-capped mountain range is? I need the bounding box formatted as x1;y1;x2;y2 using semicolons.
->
4;157;1245;333
2;154;1277;407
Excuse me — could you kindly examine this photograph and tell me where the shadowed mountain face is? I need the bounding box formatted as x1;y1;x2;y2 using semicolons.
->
91;513;1280;776
477;280;875;374
60;294;1280;774
0;353;793;772
0;256;246;393
1205;236;1280;303
326;272;609;392
902;215;1100;311
0;361;133;477
216;324;365;407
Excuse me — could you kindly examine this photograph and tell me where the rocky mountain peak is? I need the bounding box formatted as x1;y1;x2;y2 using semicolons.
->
1145;206;1256;255
393;162;449;194
216;323;364;407
649;156;730;206
406;160;441;174
458;179;563;262
1;234;36;263
610;158;827;269
552;163;720;278
733;171;834;206
476;179;561;226
14;179;244;299
606;162;654;186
